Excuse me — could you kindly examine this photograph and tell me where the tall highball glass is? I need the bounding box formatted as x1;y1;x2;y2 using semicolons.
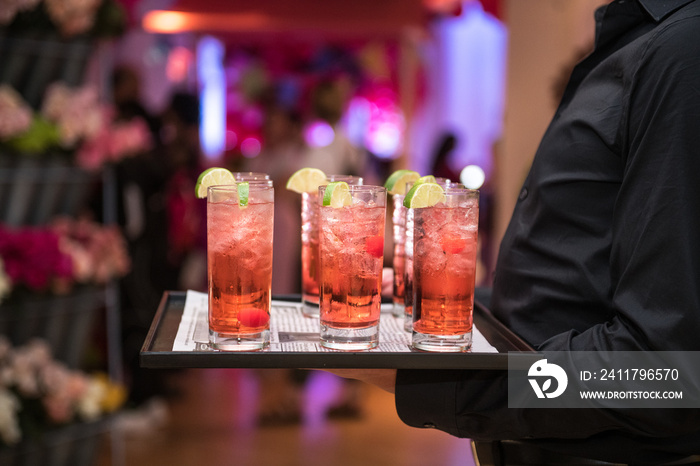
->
318;185;386;350
207;180;274;351
402;177;452;331
301;175;363;318
411;186;479;352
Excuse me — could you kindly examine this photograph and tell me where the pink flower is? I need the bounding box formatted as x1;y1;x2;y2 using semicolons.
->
42;394;73;423
0;225;73;292
0;219;130;295
0;85;32;139
39;361;90;424
41;82;103;148
0;0;41;25
76;112;152;170
44;0;101;37
50;218;131;284
107;118;152;160
76;130;110;171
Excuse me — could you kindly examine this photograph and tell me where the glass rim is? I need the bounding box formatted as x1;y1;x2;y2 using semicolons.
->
207;180;274;192
405;177;454;191
318;184;385;194
232;171;270;180
445;186;479;195
326;174;364;184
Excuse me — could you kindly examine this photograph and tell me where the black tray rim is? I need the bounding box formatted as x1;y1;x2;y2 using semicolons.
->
140;291;539;370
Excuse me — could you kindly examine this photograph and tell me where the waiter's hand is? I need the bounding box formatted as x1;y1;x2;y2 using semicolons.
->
322;369;397;394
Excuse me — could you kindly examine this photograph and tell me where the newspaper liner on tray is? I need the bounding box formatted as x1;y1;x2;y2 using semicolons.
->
174;290;498;353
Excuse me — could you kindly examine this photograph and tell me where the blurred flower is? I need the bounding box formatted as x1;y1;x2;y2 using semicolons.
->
1;0;124;38
0;388;21;445
95;372;126;413
0;336;126;446
0;218;130;298
76;376;106;421
42;82;103;148
44;0;102;37
2;81;151;169
76;113;152;171
0;225;73;293
0;0;42;25
0;85;33;140
52;217;131;285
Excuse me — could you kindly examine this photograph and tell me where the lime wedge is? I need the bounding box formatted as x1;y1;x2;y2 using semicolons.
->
322;181;352;208
384;169;420;195
286;167;327;193
417;175;436;184
403;182;445;208
237;182;249;207
195;167;236;199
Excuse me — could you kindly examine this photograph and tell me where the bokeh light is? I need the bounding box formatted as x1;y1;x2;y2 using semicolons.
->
166;46;192;83
240;137;261;158
197;36;226;160
304;120;335;148
460;164;485;189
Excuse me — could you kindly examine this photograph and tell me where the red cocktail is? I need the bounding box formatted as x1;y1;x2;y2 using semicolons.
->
319;184;386;350
207;181;274;351
411;187;478;352
300;175;362;317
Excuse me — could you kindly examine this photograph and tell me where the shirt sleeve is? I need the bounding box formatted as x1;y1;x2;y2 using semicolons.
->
542;7;700;353
396;15;700;444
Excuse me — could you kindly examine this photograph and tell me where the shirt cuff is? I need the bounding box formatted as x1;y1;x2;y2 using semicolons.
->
395;369;463;437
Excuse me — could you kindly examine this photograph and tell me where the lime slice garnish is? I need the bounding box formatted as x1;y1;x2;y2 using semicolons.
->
403;182;445;208
322;181;352;208
384;169;420;195
417;175;436;184
237;182;249;207
195;167;236;199
286;167;327;193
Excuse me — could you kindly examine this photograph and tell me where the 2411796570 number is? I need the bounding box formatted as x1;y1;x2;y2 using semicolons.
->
594;368;680;381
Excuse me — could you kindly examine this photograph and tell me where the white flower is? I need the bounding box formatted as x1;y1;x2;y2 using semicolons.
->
0;388;21;445
10;339;52;397
77;377;106;421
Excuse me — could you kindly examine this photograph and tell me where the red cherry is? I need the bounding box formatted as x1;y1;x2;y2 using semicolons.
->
365;235;384;258
441;235;467;254
238;308;269;327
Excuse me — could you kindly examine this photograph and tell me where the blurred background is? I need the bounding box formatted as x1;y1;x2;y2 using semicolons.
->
0;0;603;464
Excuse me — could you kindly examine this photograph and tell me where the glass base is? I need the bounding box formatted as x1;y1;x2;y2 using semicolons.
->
209;329;270;351
392;302;404;318
302;300;320;318
403;312;413;332
320;323;379;351
411;331;472;352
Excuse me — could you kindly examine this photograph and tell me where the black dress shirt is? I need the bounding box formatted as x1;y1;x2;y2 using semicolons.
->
396;0;700;463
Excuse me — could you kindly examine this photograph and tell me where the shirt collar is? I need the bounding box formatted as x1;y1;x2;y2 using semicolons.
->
637;0;695;21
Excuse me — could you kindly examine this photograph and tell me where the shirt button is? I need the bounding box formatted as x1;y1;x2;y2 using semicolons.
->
518;187;529;200
423;422;436;429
